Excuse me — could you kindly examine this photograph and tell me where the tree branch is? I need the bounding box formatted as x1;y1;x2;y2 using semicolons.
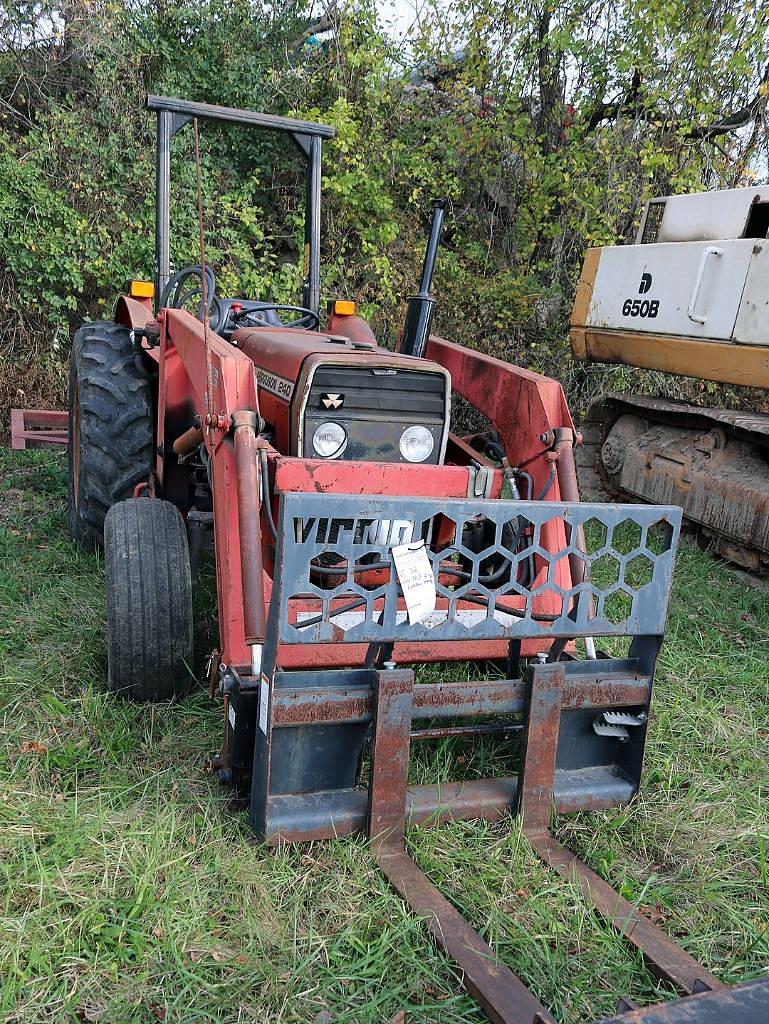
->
288;6;338;51
685;62;769;139
581;62;769;141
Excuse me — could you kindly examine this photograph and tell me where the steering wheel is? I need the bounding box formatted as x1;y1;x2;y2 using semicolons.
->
236;304;320;330
159;265;224;332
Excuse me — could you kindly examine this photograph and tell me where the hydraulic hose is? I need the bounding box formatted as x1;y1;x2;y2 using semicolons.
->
259;446;278;543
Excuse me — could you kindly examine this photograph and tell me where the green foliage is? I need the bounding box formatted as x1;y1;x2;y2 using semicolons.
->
0;0;767;415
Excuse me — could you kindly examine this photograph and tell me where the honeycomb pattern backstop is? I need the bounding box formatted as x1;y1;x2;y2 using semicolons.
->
271;492;682;644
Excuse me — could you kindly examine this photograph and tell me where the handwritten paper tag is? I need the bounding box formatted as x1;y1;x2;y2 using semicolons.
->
391;540;436;624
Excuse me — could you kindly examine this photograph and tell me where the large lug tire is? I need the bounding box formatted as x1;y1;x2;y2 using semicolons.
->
67;321;154;549
104;498;194;701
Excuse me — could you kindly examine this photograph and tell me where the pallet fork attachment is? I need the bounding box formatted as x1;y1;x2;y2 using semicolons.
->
235;491;769;1023
368;662;769;1023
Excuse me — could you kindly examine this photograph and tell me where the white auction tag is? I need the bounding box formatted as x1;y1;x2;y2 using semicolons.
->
391;540;436;624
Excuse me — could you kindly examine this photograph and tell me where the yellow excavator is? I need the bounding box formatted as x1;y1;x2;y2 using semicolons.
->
570;184;769;573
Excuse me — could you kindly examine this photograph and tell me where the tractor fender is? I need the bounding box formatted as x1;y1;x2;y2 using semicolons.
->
115;295;155;331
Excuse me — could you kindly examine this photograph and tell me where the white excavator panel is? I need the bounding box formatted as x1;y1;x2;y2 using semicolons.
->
585;238;769;344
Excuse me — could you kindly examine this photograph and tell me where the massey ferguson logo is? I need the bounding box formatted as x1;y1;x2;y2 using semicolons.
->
321;393;344;409
639;272;653;294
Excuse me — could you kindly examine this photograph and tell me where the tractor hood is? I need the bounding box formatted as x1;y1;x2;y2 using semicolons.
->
233;326;451;461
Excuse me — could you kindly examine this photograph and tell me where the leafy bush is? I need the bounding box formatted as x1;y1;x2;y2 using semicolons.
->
1;0;767;428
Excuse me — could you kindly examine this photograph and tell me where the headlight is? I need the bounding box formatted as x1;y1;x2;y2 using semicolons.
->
399;425;434;463
312;421;347;458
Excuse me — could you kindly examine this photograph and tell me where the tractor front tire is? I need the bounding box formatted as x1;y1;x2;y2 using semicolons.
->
104;498;194;701
68;321;154;548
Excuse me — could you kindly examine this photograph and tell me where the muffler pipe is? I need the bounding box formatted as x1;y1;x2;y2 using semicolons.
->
232;410;266;669
399;198;448;359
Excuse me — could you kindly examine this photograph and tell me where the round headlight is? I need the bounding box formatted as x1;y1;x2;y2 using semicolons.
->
399;425;434;463
312;421;347;458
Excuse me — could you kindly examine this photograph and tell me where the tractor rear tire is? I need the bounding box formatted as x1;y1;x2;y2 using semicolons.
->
104;498;194;701
68;321;154;549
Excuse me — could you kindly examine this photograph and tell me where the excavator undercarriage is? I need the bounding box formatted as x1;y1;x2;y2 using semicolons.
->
577;394;769;573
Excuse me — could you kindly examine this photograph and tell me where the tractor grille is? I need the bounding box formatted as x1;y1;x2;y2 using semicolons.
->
302;365;448;463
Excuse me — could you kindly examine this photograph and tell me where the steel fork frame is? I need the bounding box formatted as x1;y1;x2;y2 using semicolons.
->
370;667;556;1024
367;663;766;1023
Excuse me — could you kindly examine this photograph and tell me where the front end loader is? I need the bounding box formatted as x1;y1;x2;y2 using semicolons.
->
67;96;769;1023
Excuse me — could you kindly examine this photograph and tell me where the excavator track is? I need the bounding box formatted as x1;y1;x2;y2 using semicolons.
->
578;393;769;574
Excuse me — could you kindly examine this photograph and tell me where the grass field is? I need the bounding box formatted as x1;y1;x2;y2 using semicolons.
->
1;447;768;1024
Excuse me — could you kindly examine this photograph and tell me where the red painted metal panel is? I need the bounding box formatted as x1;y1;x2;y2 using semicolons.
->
273;454;502;497
425;335;575;449
161;308;262;667
114;295;155;330
425;335;577;598
10;409;68;450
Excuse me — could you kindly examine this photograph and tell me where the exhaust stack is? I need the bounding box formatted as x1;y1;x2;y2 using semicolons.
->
399;198;448;359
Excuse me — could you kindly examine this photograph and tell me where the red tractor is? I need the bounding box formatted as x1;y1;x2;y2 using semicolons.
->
66;95;766;1023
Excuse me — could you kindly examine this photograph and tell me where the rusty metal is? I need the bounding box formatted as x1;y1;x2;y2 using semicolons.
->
517;662;566;831
375;844;557;1024
369;666;556;1024
361;656;768;1024
368;667;414;845
410;722;521;741
517;663;724;997
10;408;68;449
206;648;221;699
268;672;650;729
270;678;527;727
578;393;769;573
527;831;724;995
172;422;204;458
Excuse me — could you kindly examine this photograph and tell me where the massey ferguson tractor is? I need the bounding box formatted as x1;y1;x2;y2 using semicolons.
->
66;96;768;1022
